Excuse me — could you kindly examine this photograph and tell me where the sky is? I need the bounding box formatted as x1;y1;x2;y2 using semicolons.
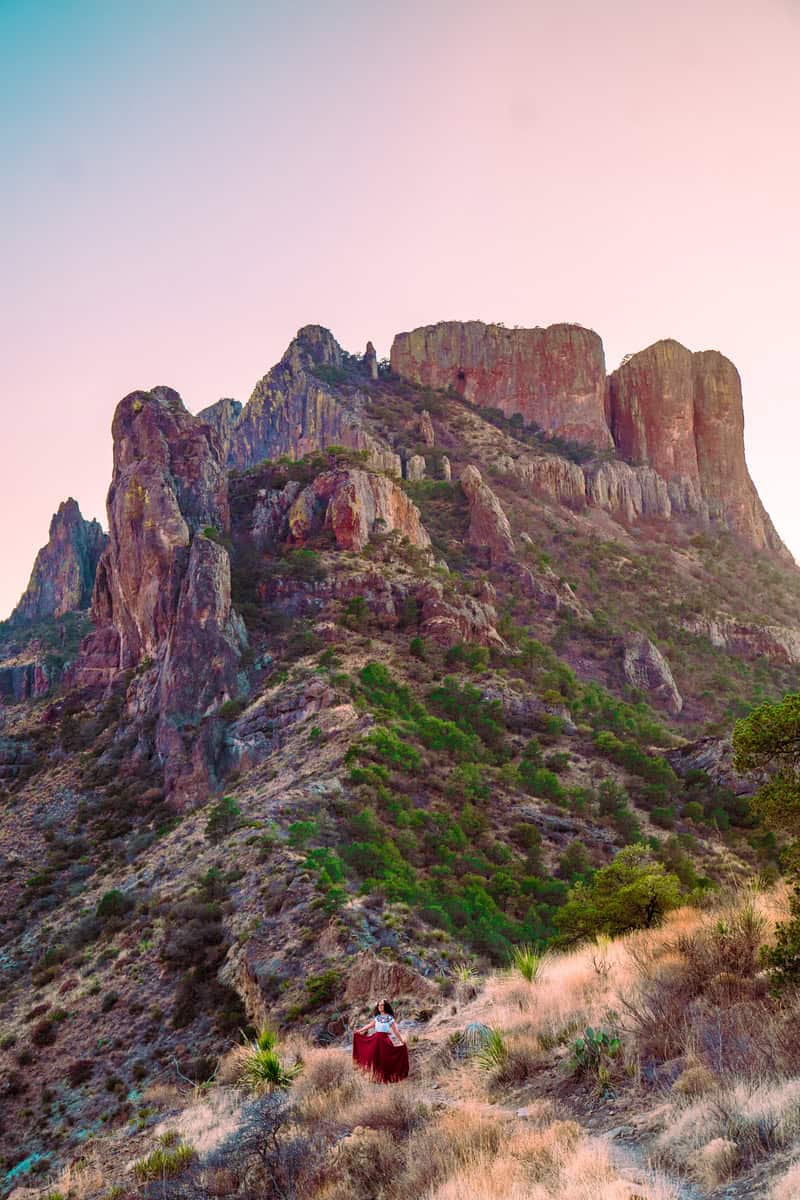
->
2;0;800;620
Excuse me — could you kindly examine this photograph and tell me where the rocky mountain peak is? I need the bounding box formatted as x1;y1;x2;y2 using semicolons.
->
10;497;106;625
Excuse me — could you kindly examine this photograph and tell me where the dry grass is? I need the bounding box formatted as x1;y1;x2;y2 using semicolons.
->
771;1160;800;1199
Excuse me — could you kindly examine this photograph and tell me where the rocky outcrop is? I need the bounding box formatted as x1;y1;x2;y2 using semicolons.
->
459;465;515;566
391;321;613;449
364;340;378;381
667;737;757;796
610;341;786;553
88;386;230;669
683;616;800;666
502;453;587;509
0;660;54;703
287;469;431;554
418;410;435;447
584;460;672;523
74;386;246;804
228;326;400;475
621;633;683;715
441;456;452;482
197;398;243;463
406;454;426;481
10;499;106;625
391;321;786;556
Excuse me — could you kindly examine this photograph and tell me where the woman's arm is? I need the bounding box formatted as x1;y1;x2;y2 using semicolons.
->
391;1020;405;1045
357;1019;376;1034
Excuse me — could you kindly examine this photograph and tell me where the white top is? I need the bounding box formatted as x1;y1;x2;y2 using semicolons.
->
375;1015;394;1032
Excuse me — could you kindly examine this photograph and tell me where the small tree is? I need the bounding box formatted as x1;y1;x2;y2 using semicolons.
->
205;795;242;844
555;845;681;945
734;695;800;987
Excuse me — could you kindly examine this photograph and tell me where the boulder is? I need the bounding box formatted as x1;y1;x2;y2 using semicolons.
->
621;632;682;715
364;340;379;381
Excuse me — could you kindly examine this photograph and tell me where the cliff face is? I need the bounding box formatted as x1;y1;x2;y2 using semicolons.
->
228;326;401;475
10;498;106;624
390;321;613;449
610;341;786;553
390;321;788;557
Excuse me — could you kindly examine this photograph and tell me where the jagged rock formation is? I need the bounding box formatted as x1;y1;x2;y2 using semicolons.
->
197;397;243;462
74;386;245;803
10;498;106;624
391;321;613;449
286;468;432;553
610;341;786;553
621;632;683;715
460;465;515;566
228;326;400;475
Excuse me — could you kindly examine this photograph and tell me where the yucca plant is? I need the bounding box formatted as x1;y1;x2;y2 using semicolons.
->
476;1028;508;1071
510;942;545;983
240;1027;301;1094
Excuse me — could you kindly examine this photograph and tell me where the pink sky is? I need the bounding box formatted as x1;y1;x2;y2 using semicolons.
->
2;0;800;619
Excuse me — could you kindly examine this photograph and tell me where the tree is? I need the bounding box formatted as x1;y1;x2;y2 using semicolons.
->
733;694;800;843
734;695;800;988
554;845;681;945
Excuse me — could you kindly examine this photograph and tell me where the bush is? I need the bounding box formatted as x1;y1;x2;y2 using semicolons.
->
205;796;242;844
96;889;135;924
133;1139;196;1181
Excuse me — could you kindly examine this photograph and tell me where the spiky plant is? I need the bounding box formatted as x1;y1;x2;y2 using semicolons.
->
510;943;545;983
240;1027;301;1094
476;1028;508;1071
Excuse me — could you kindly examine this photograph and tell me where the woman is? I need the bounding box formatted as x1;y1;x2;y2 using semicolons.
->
352;999;409;1083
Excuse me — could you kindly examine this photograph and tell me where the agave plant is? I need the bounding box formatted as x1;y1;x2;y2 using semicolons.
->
475;1028;509;1071
510;942;545;983
240;1027;301;1094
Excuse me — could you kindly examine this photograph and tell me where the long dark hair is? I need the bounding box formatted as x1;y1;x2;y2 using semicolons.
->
373;999;394;1016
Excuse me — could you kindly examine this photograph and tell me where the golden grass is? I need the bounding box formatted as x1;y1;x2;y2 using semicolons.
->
771;1160;800;1199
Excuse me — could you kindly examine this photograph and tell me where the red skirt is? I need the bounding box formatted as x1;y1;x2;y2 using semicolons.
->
352;1031;409;1083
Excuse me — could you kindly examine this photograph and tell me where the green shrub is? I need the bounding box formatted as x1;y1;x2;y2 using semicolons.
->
510;943;544;982
96;889;134;923
205;796;242;844
305;969;340;1008
409;635;427;659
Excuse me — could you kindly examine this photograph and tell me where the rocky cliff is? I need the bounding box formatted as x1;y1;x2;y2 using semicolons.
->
228;326;401;475
74;385;245;803
10;498;106;624
609;340;786;553
391;321;788;557
391;321;613;449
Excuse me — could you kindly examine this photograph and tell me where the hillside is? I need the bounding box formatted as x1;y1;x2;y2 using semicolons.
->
2;320;800;1197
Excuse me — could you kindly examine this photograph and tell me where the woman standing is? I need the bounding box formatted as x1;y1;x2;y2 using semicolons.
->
352;999;409;1082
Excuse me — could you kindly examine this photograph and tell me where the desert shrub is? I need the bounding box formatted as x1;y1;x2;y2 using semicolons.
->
510;943;544;982
409;635;426;659
96;892;135;926
305;969;340;1008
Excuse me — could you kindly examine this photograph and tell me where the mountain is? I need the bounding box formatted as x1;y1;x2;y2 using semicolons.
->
1;319;798;1195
